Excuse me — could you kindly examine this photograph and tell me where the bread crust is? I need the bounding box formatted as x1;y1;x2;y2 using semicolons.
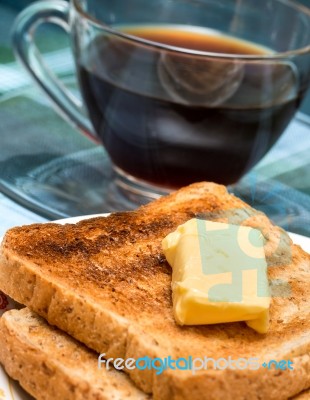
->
0;182;309;399
0;308;307;400
292;389;310;399
0;308;148;400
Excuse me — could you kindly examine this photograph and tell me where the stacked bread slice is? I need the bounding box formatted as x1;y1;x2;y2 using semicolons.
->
0;182;309;399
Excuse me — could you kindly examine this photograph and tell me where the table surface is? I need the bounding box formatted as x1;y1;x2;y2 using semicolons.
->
0;1;309;238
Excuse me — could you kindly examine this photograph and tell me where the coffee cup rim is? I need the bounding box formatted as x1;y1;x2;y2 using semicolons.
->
72;0;310;60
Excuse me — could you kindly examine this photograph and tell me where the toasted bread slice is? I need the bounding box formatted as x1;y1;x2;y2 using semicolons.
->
0;308;148;400
0;182;309;399
0;308;307;400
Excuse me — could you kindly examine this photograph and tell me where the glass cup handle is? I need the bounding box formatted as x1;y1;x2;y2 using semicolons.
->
12;0;97;142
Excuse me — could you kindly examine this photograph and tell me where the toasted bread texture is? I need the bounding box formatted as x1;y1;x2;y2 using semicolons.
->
293;389;310;399
0;308;148;400
0;308;308;400
0;182;309;399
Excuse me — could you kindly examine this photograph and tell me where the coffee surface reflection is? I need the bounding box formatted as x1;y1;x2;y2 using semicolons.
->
78;25;299;187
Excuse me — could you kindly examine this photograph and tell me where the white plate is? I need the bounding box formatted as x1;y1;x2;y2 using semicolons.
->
0;214;309;400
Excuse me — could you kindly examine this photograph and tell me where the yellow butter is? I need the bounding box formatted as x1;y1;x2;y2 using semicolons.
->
162;219;270;333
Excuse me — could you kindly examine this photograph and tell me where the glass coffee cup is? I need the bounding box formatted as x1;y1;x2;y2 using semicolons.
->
12;0;310;206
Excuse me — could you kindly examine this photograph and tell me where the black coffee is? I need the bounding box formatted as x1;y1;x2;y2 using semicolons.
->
77;25;301;187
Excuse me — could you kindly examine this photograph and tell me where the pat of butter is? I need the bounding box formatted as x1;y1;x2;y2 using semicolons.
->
162;219;270;333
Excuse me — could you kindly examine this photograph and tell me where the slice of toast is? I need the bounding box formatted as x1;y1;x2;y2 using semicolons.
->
0;182;309;399
0;308;308;400
0;308;148;400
